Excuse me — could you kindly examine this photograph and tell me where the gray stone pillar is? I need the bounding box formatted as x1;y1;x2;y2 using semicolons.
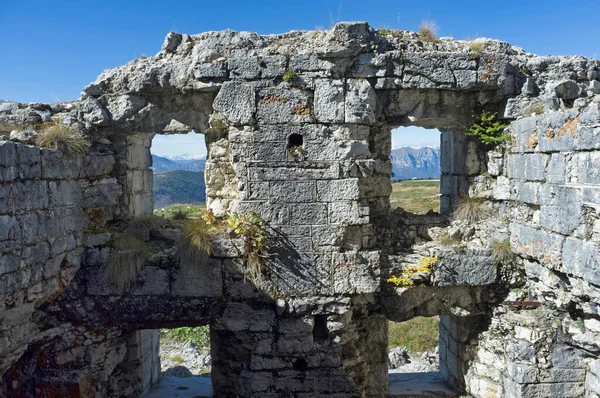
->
210;301;388;397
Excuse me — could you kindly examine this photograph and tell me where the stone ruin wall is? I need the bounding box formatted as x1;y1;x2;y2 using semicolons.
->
0;22;599;397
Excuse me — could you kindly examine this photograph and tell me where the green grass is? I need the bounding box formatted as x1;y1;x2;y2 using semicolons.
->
388;316;439;353
160;326;210;348
389;180;440;214
154;203;206;219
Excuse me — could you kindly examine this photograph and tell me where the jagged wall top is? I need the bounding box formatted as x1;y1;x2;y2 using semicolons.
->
1;22;599;137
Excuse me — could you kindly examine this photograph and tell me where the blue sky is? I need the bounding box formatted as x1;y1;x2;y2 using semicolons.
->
1;0;597;152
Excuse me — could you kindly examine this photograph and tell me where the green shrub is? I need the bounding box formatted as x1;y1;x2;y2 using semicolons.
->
418;20;438;42
35;122;89;153
453;196;492;223
467;110;510;147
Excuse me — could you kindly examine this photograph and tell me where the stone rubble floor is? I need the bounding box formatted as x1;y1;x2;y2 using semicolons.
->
145;372;457;398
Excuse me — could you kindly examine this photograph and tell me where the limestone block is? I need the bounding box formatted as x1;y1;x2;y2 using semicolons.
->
509;116;538;153
328;201;369;225
304;140;370;161
577;126;600;150
246;182;270;200
311;225;345;247
213;81;256;125
270;181;317;203
229;56;262;79
193;62;228;79
256;87;312;125
562;237;600;285
316;179;360;202
332;251;380;294
106;95;147;122
553;79;582;99
15;144;41;179
289;203;327;225
171;257;223;297
288;54;336;73
41;149;83;179
434;249;497;286
248;162;339;181
348;53;389;78
510;223;564;268
402;53;457;88
345;79;377;125
230;142;287;162
236;201;289;225
510;181;540;205
221;303;274;332
568;152;600;184
48;180;82;207
84;154;115;178
546;153;566;184
314;79;344;123
82;97;110;127
83;178;121;208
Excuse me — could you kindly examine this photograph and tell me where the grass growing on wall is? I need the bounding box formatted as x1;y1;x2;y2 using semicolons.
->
389;180;440;214
388;317;439;353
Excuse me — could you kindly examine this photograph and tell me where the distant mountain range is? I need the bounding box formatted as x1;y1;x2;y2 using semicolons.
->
153;170;206;208
151;155;206;172
390;146;440;180
151;146;440;207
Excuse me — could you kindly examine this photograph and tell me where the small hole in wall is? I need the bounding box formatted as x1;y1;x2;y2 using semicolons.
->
287;133;306;161
292;358;308;372
313;314;329;343
288;133;303;148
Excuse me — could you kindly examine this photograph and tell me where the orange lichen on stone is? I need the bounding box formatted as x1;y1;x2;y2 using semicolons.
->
292;105;311;115
545;128;555;139
557;116;580;138
528;131;539;148
259;95;289;104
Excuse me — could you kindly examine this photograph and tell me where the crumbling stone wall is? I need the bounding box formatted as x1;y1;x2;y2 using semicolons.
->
1;22;600;397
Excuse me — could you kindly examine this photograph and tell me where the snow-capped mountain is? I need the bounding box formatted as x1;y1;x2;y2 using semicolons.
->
390;146;440;180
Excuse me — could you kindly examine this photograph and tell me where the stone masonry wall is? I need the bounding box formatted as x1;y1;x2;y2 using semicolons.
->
1;22;600;397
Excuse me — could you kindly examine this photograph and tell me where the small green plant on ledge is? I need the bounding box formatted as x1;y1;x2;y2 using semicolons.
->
228;211;270;287
525;102;544;116
177;209;271;287
467;110;510;147
387;256;438;287
282;69;298;83
35;120;90;154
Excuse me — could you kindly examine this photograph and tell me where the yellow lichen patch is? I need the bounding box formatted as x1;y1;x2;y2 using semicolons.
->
387;256;438;287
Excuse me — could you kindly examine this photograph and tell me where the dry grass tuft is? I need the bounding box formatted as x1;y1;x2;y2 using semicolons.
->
467;41;485;58
418;20;438;42
439;232;461;246
178;219;215;266
453;196;491;223
491;240;513;264
35;122;89;153
104;232;153;290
